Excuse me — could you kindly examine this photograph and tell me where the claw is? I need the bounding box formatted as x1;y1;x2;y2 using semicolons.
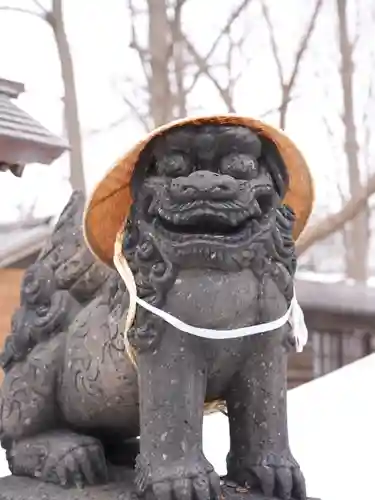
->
208;471;222;500
153;481;173;500
91;447;109;483
193;474;211;500
292;468;307;500
63;453;82;488
173;478;192;500
251;465;275;498
55;461;69;487
77;452;97;486
227;452;307;500
73;470;85;490
275;467;293;500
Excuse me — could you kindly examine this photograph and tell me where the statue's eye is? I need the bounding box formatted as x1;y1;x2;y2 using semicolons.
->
220;154;258;179
156;154;190;177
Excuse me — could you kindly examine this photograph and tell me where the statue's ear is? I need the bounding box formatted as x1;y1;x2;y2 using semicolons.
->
259;135;289;199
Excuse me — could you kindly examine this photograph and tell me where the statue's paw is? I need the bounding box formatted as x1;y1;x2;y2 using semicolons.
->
41;434;108;487
226;452;306;500
136;455;221;500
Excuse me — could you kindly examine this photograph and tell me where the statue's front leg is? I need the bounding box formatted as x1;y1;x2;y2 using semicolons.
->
225;331;306;500
132;322;221;500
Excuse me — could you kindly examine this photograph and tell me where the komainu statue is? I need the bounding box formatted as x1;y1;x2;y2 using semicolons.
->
0;115;314;500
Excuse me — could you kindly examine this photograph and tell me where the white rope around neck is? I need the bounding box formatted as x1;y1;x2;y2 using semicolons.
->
113;231;308;356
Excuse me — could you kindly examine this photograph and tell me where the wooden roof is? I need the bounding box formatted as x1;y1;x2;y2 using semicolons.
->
0;78;68;172
295;279;375;316
295;278;375;332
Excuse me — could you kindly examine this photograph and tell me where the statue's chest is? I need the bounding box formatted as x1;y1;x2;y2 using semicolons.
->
161;270;287;398
164;269;261;330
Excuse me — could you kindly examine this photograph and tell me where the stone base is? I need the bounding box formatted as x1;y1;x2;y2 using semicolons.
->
0;469;320;500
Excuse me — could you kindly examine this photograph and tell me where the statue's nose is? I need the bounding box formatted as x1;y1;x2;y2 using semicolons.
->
170;171;238;201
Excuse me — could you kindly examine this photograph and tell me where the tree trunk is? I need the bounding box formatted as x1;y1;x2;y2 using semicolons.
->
170;1;187;118
146;0;174;127
279;86;288;129
336;0;368;281
49;0;86;194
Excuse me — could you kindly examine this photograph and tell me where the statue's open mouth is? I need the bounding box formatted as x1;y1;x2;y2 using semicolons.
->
154;201;267;244
159;216;248;235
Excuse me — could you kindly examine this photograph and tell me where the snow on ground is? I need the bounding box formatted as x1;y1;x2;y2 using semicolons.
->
205;354;375;500
0;447;7;478
2;354;375;500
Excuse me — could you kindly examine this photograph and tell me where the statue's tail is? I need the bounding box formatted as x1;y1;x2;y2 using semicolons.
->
0;191;115;373
39;190;113;304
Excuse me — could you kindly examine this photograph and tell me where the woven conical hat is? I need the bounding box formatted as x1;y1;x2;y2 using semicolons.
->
83;115;314;267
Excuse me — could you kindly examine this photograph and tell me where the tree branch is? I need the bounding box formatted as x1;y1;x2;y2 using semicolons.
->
127;0;150;84
260;0;323;128
296;173;375;255
122;94;151;132
285;0;323;95
184;37;236;112
259;0;284;88
85;114;129;136
186;0;253;93
0;5;45;19
175;0;188;9
31;0;49;15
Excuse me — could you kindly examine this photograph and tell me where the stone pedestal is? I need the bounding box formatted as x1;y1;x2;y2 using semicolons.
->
0;468;320;500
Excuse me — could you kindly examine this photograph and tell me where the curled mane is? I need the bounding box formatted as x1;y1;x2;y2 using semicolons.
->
122;202;297;310
0;191;115;372
0;187;297;374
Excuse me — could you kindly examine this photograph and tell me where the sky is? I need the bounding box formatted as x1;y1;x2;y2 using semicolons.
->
0;0;373;224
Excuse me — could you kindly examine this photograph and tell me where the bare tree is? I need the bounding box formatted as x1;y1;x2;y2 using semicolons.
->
0;0;85;194
334;0;368;281
123;0;375;274
296;173;375;255
297;0;375;280
259;0;323;129
123;0;254;130
124;0;323;131
49;0;85;194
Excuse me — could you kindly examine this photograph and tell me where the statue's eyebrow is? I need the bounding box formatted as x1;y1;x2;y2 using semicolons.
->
162;130;192;153
216;129;262;158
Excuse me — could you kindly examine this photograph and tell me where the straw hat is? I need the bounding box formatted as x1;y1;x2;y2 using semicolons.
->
83;115;314;268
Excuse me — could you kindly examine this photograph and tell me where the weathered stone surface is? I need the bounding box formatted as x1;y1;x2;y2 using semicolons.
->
0;123;311;500
0;475;131;500
0;471;320;500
